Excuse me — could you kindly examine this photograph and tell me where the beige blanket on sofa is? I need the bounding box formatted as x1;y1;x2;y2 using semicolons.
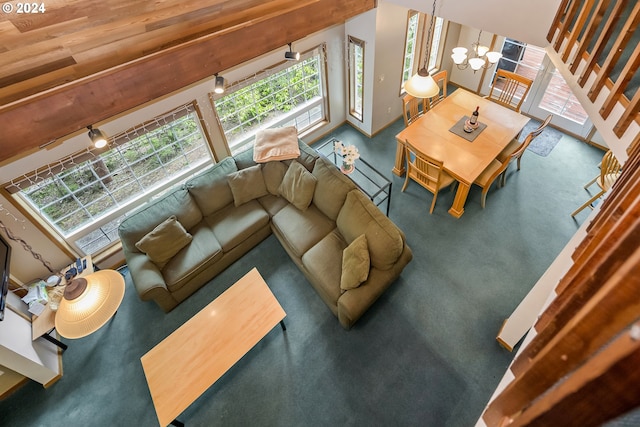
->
253;126;300;162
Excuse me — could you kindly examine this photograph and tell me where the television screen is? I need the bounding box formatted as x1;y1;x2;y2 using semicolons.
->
0;233;11;321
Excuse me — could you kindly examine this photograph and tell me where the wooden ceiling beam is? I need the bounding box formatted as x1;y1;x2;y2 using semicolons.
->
0;0;375;163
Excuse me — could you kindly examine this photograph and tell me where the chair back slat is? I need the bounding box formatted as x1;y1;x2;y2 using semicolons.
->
429;70;448;109
600;150;621;190
405;140;445;191
403;94;426;127
487;69;534;113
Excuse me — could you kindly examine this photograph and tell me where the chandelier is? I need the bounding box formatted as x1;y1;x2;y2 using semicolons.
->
451;30;502;72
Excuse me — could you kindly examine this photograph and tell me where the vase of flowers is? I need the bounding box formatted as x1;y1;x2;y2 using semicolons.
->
333;140;360;175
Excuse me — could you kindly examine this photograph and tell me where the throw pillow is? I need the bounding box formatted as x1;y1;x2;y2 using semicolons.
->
278;161;317;211
227;165;268;206
262;161;288;195
341;234;370;291
135;215;193;269
253;126;300;163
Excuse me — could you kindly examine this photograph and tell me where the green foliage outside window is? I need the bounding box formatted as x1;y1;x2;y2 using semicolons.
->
214;56;322;146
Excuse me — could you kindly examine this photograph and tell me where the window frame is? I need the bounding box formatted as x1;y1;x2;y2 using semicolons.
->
6;102;214;256
211;44;329;155
348;35;365;122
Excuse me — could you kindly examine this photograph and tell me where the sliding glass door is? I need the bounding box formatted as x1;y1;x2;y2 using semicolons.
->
525;56;593;138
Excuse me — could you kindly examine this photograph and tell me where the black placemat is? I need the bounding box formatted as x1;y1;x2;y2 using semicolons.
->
449;116;487;142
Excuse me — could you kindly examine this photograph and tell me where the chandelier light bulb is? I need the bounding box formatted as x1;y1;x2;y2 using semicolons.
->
469;57;486;71
476;45;489;57
452;47;468;56
486;51;503;64
452;53;467;65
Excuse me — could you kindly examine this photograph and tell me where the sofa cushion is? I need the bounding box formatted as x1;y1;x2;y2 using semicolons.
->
234;146;258;170
118;188;202;253
185;157;237;216
312;157;356;220
205;199;270;252
253;126;300;163
296;140;320;172
227;165;268;206
162;222;224;292
341;234;370;290
262;161;288;195
279;161;317;211
258;194;288;217
135;215;193;269
301;229;346;307
337;190;404;271
271;204;335;258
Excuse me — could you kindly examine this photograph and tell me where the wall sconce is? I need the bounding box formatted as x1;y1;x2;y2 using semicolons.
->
284;43;300;61
214;74;225;94
87;125;108;148
54;270;125;339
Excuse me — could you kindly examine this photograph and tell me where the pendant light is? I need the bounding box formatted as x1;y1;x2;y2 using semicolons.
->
404;0;440;99
55;269;125;339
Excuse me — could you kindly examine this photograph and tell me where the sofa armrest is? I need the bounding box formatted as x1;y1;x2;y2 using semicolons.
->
126;251;178;312
337;243;413;329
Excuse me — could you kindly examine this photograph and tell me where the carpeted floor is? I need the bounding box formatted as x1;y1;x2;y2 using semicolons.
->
0;119;604;427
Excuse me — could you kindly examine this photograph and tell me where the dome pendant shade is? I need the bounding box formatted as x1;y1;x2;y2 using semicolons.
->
55;270;125;339
404;68;440;99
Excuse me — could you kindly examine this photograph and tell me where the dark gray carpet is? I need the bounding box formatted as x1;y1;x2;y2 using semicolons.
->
523;119;563;157
0;119;604;427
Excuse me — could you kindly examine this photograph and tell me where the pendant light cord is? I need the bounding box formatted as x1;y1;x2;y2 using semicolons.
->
421;0;438;71
0;220;54;273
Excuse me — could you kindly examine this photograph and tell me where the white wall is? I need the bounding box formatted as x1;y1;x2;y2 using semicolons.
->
388;0;561;47
0;25;348;283
371;1;410;134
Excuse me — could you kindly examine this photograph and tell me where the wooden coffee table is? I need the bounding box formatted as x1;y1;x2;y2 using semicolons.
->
140;268;286;426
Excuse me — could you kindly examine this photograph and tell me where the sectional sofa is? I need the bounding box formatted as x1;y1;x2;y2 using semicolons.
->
118;139;412;329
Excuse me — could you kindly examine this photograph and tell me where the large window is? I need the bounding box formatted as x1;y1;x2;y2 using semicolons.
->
348;36;365;121
8;103;212;255
213;45;328;154
402;12;420;85
401;12;447;92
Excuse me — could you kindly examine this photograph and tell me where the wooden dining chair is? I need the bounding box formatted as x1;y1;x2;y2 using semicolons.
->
401;139;456;214
571;150;622;217
472;154;513;209
497;114;553;185
428;70;448;109
486;69;534;113
402;94;427;127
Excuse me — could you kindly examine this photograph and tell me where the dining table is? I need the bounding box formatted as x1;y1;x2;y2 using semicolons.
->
394;89;530;218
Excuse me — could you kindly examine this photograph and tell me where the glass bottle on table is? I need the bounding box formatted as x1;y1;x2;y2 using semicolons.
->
469;106;479;125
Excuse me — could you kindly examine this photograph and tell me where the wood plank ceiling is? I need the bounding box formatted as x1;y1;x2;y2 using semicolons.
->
0;0;376;164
